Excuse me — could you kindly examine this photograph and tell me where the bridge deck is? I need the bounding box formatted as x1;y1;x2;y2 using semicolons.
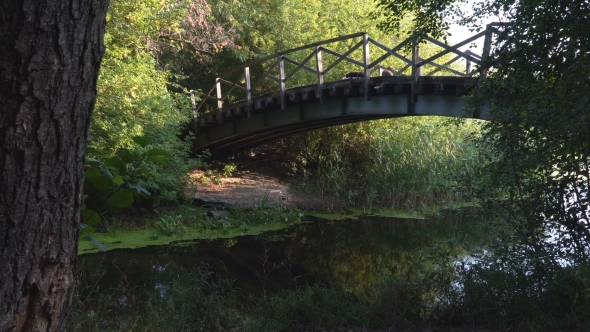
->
189;25;508;154
192;76;482;154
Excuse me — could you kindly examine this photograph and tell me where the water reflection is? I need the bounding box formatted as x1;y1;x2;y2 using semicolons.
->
76;207;496;303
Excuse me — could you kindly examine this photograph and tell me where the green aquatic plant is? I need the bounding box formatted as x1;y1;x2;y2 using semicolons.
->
154;215;187;237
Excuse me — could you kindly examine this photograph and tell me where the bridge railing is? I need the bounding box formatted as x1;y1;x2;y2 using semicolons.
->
190;23;510;129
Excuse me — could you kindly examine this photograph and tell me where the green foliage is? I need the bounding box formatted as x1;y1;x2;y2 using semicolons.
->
371;0;455;39
153;215;187;237
225;205;304;227
90;0;206;205
197;163;237;184
85;137;173;210
284;117;483;210
145;203;304;236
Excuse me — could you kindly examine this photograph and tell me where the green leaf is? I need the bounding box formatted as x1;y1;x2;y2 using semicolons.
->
132;136;153;147
134;167;148;176
108;190;135;208
85;235;106;252
112;175;125;185
117;149;136;163
85;167;103;178
85;157;101;164
87;175;113;191
81;225;95;234
99;165;114;178
82;209;101;226
147;148;172;157
147;155;168;166
126;182;151;196
104;157;127;169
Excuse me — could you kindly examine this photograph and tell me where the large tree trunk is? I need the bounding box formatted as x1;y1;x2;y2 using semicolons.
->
0;1;109;331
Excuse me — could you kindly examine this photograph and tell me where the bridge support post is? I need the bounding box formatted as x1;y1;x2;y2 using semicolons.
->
408;37;420;113
315;46;324;104
279;56;286;110
363;33;371;101
481;24;493;80
216;78;223;124
474;24;495;119
245;67;252;117
190;89;199;133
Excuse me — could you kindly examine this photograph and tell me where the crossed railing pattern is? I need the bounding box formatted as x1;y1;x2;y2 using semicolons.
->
191;23;509;127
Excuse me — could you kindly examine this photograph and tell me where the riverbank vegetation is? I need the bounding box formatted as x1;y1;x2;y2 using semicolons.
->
280;117;483;211
73;0;590;330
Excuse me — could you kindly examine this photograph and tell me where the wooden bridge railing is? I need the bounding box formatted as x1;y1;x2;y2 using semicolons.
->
190;23;510;130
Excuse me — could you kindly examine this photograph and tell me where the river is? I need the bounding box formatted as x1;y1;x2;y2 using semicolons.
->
76;207;497;306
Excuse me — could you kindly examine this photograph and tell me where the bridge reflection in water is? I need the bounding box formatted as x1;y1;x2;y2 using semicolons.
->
191;23;509;154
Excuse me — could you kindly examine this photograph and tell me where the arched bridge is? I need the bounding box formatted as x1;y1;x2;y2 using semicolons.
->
190;23;509;154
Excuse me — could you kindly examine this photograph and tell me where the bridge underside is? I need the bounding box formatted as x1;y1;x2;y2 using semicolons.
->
192;76;486;155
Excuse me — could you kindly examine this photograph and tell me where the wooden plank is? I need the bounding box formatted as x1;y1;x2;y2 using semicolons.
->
190;89;199;133
425;54;461;75
218;32;367;77
322;40;363;74
320;46;365;68
284;53;318;80
279;56;286;110
194;85;216;114
408;40;419;113
368;36;412;54
465;50;482;60
420;32;485;67
266;74;280;82
423;55;466;76
245;67;252;117
363;34;370;101
480;25;494;79
370;51;412;69
250;64;277;92
216;78;224;124
367;37;414;67
316;46;324;104
218;78;247;91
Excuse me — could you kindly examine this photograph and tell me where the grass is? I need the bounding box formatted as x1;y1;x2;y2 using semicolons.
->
79;203;307;254
282;117;484;212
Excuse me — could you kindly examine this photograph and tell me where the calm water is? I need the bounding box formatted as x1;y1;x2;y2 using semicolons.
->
76;207;496;304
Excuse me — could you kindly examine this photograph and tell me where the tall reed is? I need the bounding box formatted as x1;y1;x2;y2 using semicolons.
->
282;116;483;210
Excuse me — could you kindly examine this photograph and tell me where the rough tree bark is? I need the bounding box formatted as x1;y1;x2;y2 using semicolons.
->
0;0;109;331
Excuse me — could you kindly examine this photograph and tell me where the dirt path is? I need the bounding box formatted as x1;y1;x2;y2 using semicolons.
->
188;151;338;211
187;166;337;211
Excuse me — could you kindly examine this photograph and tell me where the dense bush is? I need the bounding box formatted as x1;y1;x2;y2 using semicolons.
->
88;0;204;206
